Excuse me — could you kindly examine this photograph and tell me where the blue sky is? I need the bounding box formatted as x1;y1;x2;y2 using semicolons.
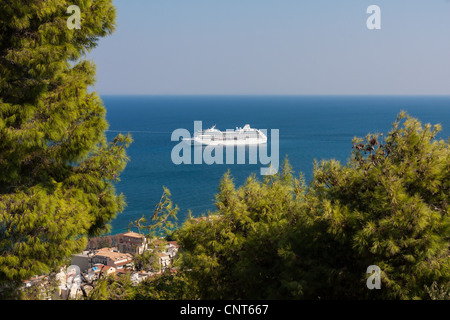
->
89;0;450;95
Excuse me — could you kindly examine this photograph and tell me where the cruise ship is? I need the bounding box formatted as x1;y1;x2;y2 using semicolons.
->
184;124;267;146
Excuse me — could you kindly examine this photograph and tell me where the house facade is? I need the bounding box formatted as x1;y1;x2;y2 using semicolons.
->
118;232;148;255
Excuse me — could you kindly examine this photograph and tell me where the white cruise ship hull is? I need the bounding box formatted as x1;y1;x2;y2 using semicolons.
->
182;124;267;146
191;137;267;146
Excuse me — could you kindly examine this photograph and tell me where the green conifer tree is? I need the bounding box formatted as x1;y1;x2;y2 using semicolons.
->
301;112;450;299
0;0;130;296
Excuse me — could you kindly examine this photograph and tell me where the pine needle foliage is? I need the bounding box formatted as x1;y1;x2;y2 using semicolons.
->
0;0;130;296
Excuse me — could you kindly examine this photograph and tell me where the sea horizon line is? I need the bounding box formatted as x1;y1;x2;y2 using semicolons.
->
99;94;450;98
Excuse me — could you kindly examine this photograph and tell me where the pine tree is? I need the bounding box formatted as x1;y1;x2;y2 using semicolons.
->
302;112;450;299
0;0;130;296
176;161;306;299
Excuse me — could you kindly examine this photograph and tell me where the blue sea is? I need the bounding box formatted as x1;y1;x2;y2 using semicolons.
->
103;96;450;234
